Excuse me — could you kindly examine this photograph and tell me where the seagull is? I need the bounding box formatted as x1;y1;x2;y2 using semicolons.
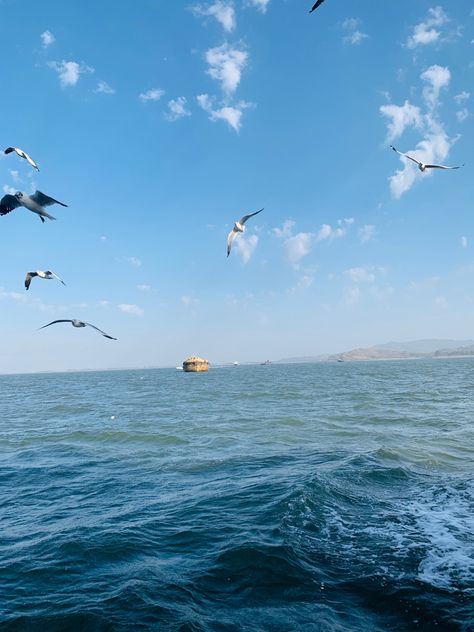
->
39;319;117;340
25;270;66;291
390;145;464;173
227;208;264;257
309;0;326;13
0;190;68;222
4;146;40;171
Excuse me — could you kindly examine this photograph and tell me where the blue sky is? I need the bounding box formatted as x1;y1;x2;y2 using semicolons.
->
1;0;474;372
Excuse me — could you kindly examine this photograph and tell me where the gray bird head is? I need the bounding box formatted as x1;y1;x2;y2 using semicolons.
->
14;192;23;200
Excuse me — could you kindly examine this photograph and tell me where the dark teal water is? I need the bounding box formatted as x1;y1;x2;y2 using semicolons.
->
0;360;473;631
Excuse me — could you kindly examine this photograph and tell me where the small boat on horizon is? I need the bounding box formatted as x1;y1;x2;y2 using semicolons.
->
260;360;271;365
233;361;239;366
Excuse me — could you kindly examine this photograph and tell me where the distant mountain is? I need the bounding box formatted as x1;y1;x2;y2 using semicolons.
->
277;339;474;364
374;339;474;354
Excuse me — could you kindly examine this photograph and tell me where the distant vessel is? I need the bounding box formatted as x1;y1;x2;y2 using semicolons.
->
337;358;344;363
182;356;209;372
233;361;239;366
260;360;271;365
175;366;183;371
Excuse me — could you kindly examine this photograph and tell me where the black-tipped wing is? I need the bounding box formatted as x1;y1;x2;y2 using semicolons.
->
25;272;38;290
39;320;73;330
310;0;326;13
227;229;238;257
4;147;15;155
0;194;21;216
239;208;264;226
390;145;421;166
30;190;68;208
84;323;117;340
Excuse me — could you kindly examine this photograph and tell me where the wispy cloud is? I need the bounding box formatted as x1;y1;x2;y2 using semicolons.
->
245;0;270;13
197;93;251;131
461;236;468;249
192;1;236;32
137;284;152;291
139;88;165;102
205;43;248;94
341;17;368;45
48;60;94;87
119;303;144;316
165;97;191;121
41;30;55;48
406;6;449;49
358;224;375;243
380;100;422;143
344;266;376;284
421;64;450;110
234;234;259;264
125;257;142;268
95;81;115;95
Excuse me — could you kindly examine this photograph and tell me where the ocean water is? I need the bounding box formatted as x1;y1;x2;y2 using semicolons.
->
0;359;473;631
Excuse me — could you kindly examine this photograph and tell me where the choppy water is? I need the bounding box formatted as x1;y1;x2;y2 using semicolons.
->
1;359;473;631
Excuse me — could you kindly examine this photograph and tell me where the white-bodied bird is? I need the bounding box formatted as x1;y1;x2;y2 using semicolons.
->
0;190;68;222
4;146;40;171
227;208;264;257
25;270;66;291
39;319;117;340
390;145;464;172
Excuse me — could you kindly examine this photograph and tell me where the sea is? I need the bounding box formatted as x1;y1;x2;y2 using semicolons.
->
0;359;473;631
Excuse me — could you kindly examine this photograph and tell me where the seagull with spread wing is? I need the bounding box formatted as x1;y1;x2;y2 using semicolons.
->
39;319;117;340
4;146;40;171
0;190;68;222
309;0;326;13
227;208;264;257
25;270;66;291
390;145;464;173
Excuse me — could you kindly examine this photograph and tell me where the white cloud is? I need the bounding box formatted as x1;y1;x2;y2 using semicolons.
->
358;224;375;243
344;266;376;284
139;88;165;102
406;6;449;49
454;91;470;104
197;93;250;131
421;64;451;110
9;170;20;182
380;100;422;142
456;108;469;123
235;233;259;263
100;235;107;241
345;285;361;306
285;232;313;268
165;97;191;122
435;295;447;308
245;0;270;12
205;43;248;94
342;18;368;45
41;30;55;48
125;257;142;268
119;303;144;316
3;185;16;195
291;274;314;292
461;236;468;249
48;60;94;87
95;81;115;95
181;295;198;307
316;218;353;242
193;2;236;32
137;284;151;291
272;220;295;239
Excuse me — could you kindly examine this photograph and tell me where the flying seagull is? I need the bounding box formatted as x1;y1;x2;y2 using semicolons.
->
309;0;326;13
0;190;68;222
390;146;464;173
25;270;66;291
39;319;117;340
4;146;40;171
227;208;264;257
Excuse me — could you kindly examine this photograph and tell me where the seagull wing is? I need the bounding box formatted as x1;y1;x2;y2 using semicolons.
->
0;194;21;216
25;272;38;290
38;320;73;330
390;145;421;166
239;208;264;225
23;151;40;171
4;147;16;155
84;322;117;340
50;271;66;286
30;191;68;207
227;229;238;257
309;0;326;12
424;163;463;170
